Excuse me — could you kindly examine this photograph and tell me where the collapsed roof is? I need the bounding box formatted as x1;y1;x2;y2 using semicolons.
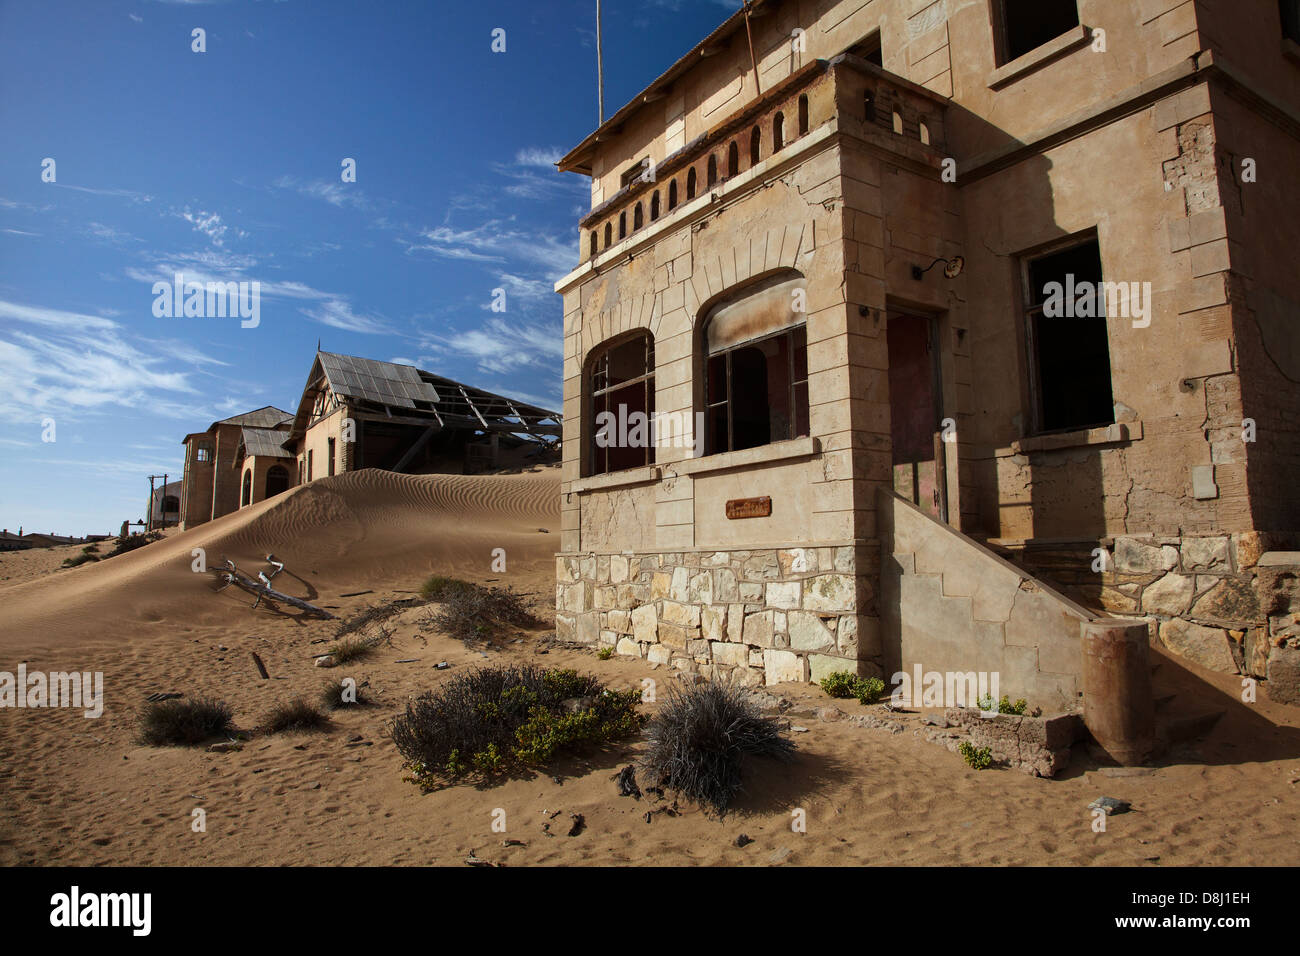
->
289;351;562;445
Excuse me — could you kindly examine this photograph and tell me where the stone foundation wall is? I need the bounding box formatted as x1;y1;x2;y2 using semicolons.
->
1013;533;1300;704
555;545;879;687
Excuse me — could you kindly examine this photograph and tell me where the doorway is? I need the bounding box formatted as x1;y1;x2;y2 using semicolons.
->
887;311;946;520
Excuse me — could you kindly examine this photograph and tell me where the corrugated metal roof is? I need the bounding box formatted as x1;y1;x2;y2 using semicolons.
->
217;405;294;429
318;352;440;409
239;426;293;459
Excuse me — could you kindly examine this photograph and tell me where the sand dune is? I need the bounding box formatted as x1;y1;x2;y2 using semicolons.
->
1;464;1298;867
0;468;560;656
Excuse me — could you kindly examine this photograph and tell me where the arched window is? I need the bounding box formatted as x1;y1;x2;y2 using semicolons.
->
864;90;876;123
798;94;809;135
668;179;678;210
633;203;643;230
650;190;660;221
686;167;697;200
604;222;612;248
588;332;656;476
701;272;809;456
707;154;718;188
727;141;739;178
892;111;903;134
590;232;598;257
773;112;785;151
750;126;761;166
241;470;252;507
619;211;627;239
265;465;290;499
919;121;930;145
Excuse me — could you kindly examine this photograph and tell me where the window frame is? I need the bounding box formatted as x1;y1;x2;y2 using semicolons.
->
703;324;809;457
586;332;656;477
1019;232;1116;436
992;0;1080;67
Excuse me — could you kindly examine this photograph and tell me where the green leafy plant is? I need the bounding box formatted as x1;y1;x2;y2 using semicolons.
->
597;646;614;660
391;665;643;790
958;741;993;770
977;694;1028;715
820;671;886;705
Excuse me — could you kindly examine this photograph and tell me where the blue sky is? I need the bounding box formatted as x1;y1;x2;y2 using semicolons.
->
0;0;736;535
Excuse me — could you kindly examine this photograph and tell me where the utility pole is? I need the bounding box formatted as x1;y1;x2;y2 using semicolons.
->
146;475;156;533
146;473;170;531
597;0;605;124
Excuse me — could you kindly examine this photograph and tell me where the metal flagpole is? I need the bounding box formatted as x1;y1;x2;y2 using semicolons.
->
597;0;605;123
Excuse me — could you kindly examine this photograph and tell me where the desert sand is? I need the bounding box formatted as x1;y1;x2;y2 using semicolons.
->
0;465;1297;866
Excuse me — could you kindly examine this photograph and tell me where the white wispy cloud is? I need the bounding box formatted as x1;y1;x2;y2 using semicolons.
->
273;175;369;210
300;299;391;335
514;146;564;167
404;219;576;278
432;316;563;376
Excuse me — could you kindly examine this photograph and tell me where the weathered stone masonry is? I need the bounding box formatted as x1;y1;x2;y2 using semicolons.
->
557;544;878;686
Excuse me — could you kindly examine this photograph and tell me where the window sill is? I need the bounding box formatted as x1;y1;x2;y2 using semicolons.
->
670;435;821;477
1012;421;1142;455
571;465;661;495
987;25;1093;90
1285;38;1300;67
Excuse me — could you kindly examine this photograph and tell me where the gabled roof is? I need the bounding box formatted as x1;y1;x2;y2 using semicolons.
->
216;405;294;429
238;426;294;460
317;351;440;410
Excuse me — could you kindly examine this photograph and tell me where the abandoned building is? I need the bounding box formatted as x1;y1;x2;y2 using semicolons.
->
286;351;561;481
178;352;562;530
181;406;294;529
147;480;182;529
553;0;1300;725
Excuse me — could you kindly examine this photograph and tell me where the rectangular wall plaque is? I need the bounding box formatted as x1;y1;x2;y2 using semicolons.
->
726;496;771;519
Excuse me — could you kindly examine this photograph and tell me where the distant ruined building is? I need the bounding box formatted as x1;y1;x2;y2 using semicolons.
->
552;0;1300;730
178;351;560;529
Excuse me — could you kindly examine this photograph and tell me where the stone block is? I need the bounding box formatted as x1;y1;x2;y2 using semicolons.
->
803;574;856;612
788;611;835;652
743;610;776;648
1265;645;1300;705
616;637;641;658
764;649;807;685
662;601;701;626
1182;536;1230;572
766;581;802;609
1159;619;1238;673
702;604;727;641
712;641;749;667
631;603;658;643
1142;573;1195;616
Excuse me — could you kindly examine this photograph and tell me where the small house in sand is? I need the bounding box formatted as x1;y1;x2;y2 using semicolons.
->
551;0;1300;726
177;352;561;529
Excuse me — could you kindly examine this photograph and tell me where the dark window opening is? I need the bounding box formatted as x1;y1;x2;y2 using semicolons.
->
848;32;883;66
307;449;314;481
705;325;808;455
328;437;337;476
727;141;739;178
162;495;179;513
618;211;627;239
864;90;876;123
604;222;612;247
686;167;697;200
265;465;290;498
1023;237;1115;433
750;126;761;166
668;179;678;209
241;470;252;507
620;158;650;189
650;190;660;221
998;0;1079;64
707;154;718;188
773;112;785;151
589;232;597;257
633;202;643;230
798;94;809;135
1283;1;1300;42
589;333;656;476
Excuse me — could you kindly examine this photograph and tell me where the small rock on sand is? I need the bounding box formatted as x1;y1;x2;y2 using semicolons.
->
1088;796;1132;815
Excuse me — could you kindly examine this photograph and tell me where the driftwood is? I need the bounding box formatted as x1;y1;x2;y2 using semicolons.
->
215;556;334;618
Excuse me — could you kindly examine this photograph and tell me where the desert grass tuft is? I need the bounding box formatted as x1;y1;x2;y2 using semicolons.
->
640;680;794;816
319;678;371;710
137;697;234;746
262;697;329;734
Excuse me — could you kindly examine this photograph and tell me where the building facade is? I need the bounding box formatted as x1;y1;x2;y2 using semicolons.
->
553;0;1300;699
